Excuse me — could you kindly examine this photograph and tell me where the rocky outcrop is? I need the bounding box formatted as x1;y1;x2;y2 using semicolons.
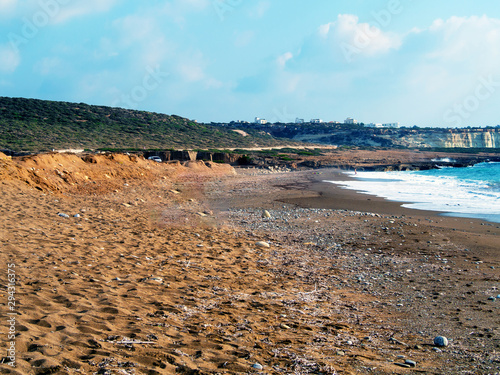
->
364;128;500;148
239;123;500;149
143;151;244;164
443;129;498;148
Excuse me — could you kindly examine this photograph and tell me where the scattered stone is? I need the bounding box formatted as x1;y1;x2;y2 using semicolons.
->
122;203;132;208
395;363;411;368
262;210;271;218
434;336;448;347
255;241;270;248
149;277;163;283
197;212;207;217
389;337;407;346
487;296;496;301
58;213;70;218
74;214;81;218
405;359;417;367
252;363;263;370
280;324;291;329
336;350;345;356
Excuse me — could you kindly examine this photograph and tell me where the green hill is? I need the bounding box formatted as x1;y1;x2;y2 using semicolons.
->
0;97;291;152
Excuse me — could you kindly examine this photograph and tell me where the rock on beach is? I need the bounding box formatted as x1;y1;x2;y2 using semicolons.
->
255;241;270;248
434;336;449;347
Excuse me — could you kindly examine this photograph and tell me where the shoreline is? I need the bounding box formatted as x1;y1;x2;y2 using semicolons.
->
321;168;500;224
217;168;500;373
1;154;499;374
264;168;499;258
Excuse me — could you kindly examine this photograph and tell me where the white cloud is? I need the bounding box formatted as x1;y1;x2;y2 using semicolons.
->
178;62;205;82
51;0;118;24
234;30;255;48
400;15;500;125
0;44;20;73
34;57;61;75
323;14;402;61
162;0;210;26
109;13;175;70
0;0;16;15
248;1;270;19
425;15;500;75
277;52;293;68
112;15;158;47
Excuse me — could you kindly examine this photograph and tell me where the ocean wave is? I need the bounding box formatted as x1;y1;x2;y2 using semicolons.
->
326;163;500;223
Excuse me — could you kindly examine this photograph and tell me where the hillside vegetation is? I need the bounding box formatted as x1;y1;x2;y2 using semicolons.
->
0;97;292;152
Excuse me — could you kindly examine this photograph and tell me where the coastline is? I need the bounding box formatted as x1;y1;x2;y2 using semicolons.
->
1;155;499;374
270;168;500;258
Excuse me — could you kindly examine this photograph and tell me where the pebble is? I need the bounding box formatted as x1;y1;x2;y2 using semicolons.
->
434;336;448;347
58;213;70;218
262;210;271;218
74;214;80;218
255;241;270;248
252;363;263;370
405;359;417;367
487;296;496;301
395;363;411;368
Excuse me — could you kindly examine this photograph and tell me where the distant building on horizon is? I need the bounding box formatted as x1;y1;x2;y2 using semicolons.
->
310;119;323;123
254;117;267;124
295;118;305;124
344;117;357;125
383;122;400;128
366;122;400;128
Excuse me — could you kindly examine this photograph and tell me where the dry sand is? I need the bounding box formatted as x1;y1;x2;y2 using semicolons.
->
0;153;499;374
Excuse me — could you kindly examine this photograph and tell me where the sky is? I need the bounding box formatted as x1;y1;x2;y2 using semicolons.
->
1;0;500;127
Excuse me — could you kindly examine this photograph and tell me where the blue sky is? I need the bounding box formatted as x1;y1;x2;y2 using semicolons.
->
1;0;500;127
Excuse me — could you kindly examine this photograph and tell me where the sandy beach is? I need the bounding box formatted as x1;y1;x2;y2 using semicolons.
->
1;152;499;374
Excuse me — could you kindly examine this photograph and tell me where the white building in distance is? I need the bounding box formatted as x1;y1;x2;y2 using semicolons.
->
383;122;400;128
254;117;267;124
295;118;305;124
366;122;400;128
311;119;323;123
344;117;357;124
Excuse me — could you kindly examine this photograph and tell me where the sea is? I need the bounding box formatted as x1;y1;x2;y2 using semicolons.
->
326;161;500;223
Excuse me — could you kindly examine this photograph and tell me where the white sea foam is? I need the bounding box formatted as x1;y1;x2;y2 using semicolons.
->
431;157;456;163
326;164;500;223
